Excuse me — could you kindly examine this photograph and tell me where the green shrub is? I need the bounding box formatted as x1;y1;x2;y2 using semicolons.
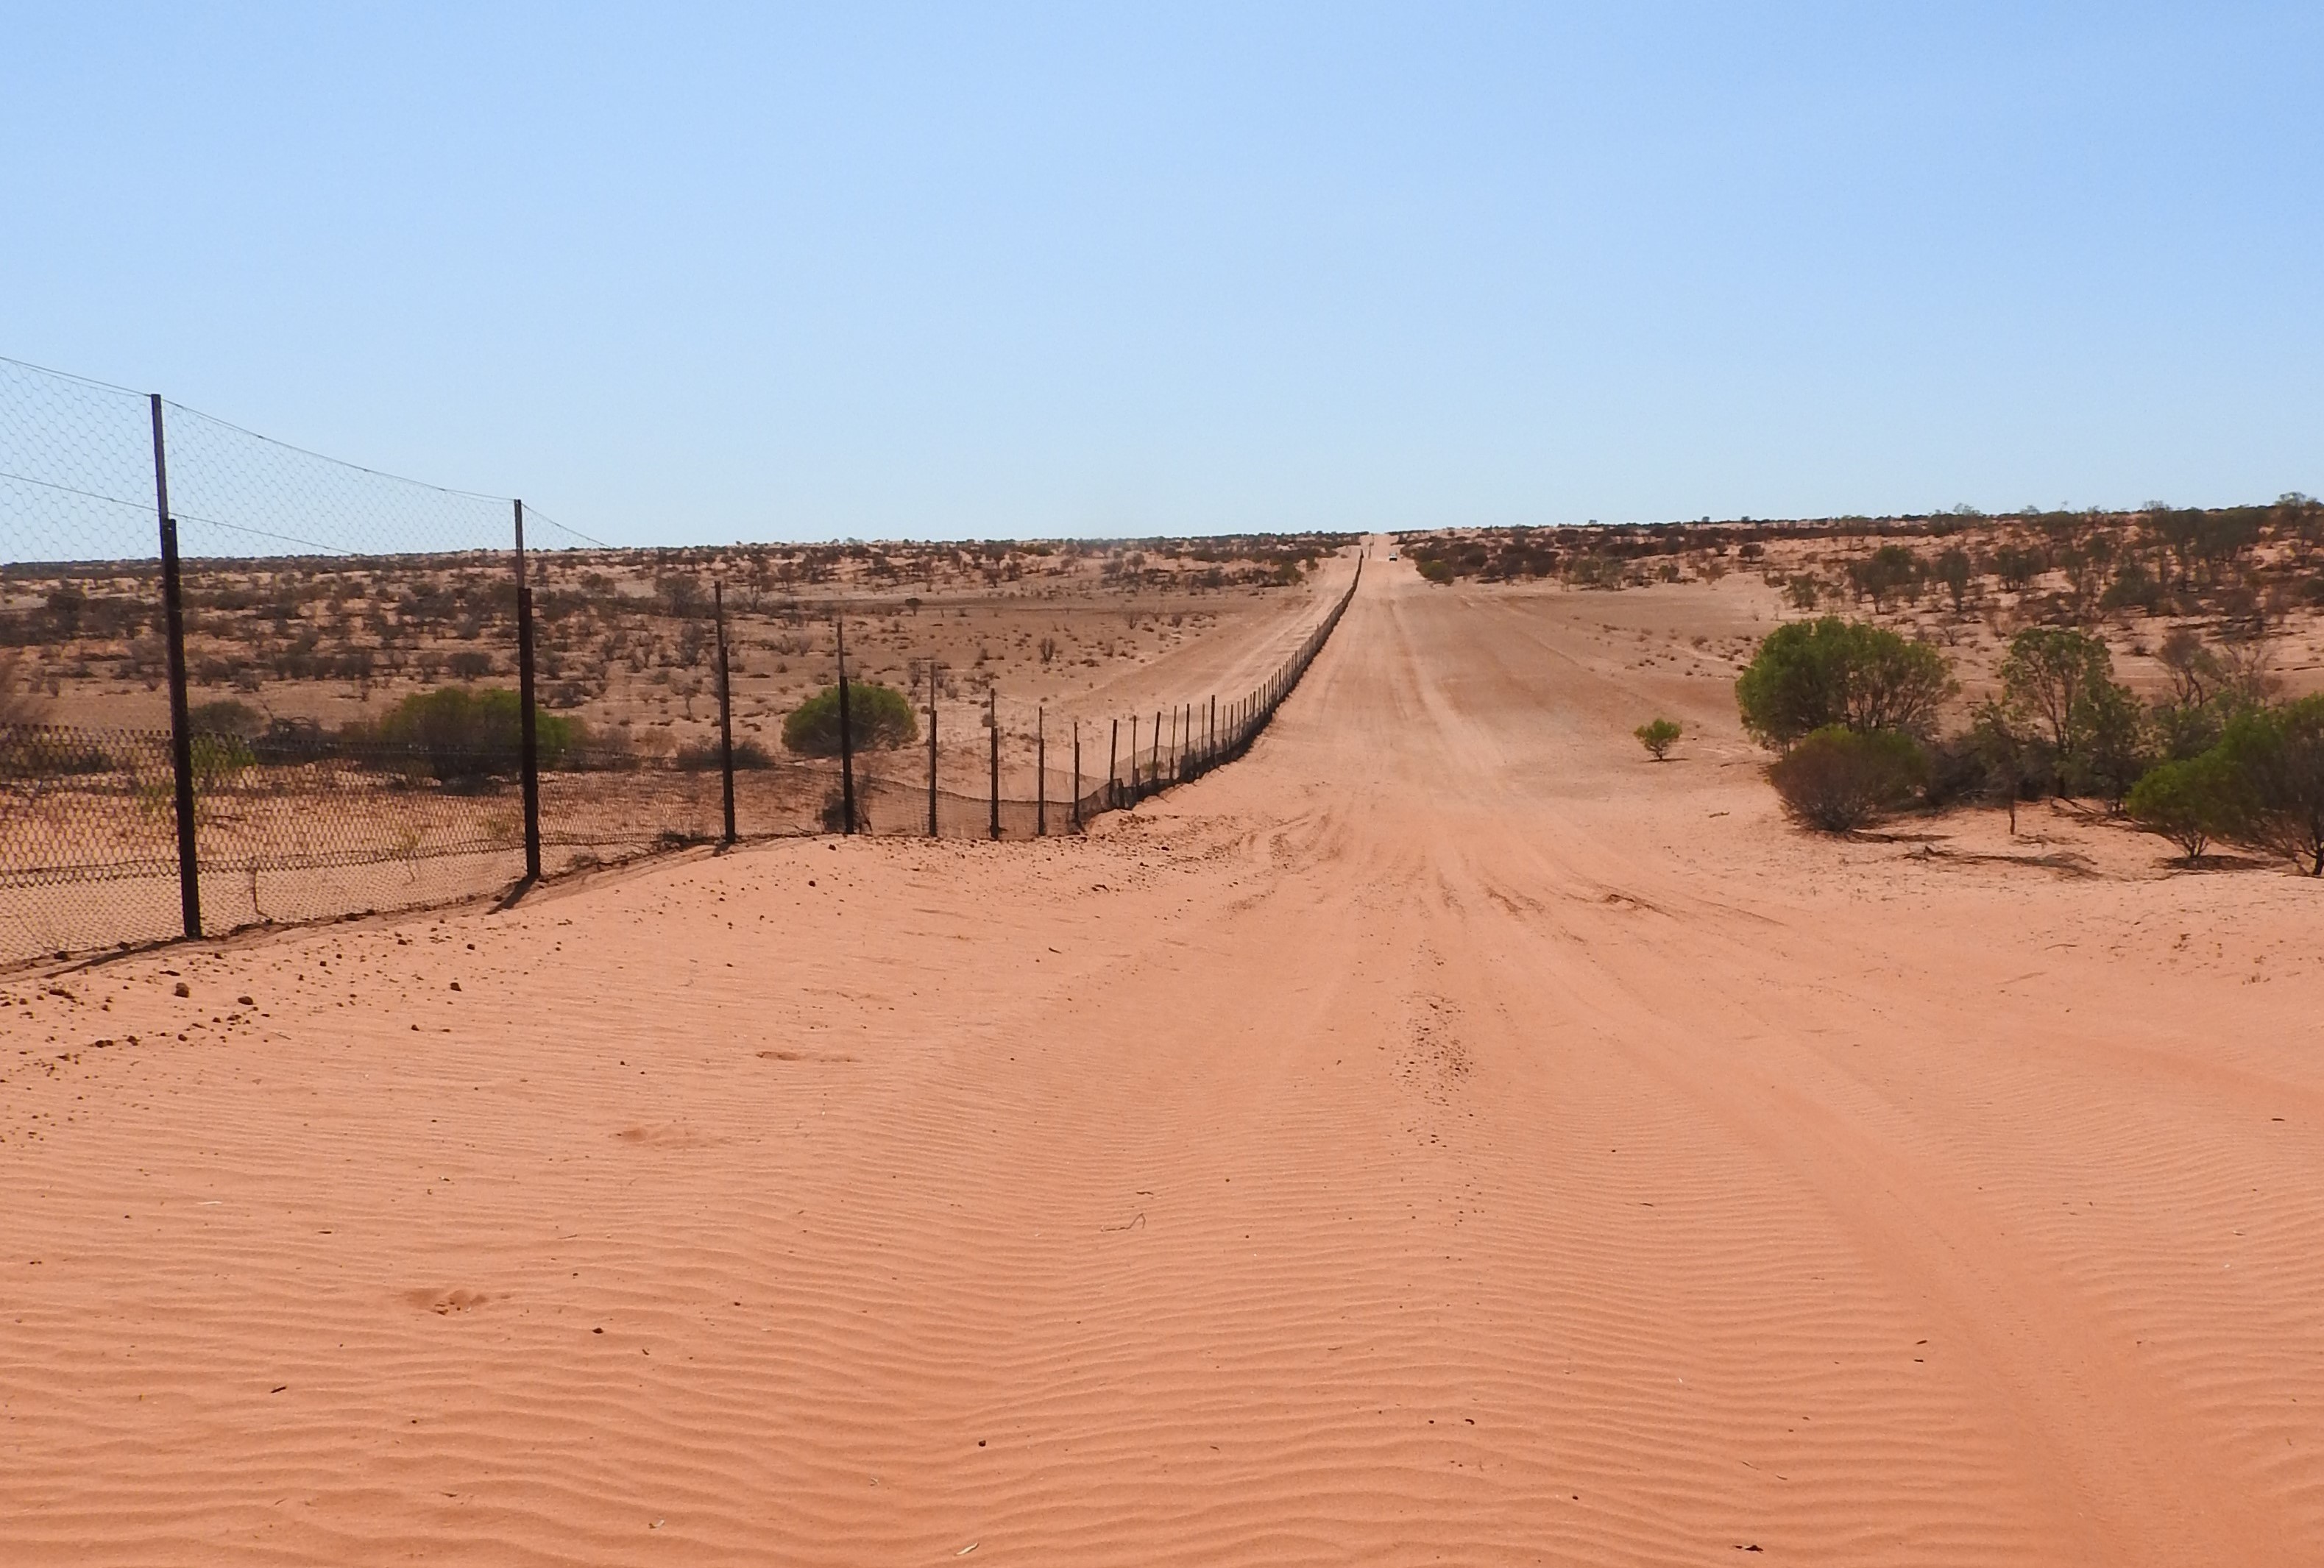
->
1735;617;1954;751
1847;544;1922;611
2061;673;2154;809
782;682;917;756
2208;695;2324;875
188;698;266;738
1417;557;1455;585
1994;627;2154;803
2126;753;2235;863
1766;726;1927;832
366;686;575;784
674;736;773;770
1634;717;1682;761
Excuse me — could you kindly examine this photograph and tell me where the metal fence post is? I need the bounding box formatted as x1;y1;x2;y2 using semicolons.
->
1071;720;1082;829
988;687;1001;840
714;580;736;846
1108;717;1119;810
513;500;542;881
835;617;855;835
1036;705;1046;837
151;394;200;940
1127;713;1138;801
926;663;939;837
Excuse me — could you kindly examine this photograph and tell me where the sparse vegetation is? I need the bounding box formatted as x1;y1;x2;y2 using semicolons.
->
1634;717;1682;761
782;682;917;755
361;686;577;784
1733;617;1954;751
1767;726;1928;832
2206;695;2324;875
673;737;773;770
2125;753;2232;863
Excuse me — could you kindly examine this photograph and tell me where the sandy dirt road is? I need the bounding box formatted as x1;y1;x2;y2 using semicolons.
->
5;555;2322;1564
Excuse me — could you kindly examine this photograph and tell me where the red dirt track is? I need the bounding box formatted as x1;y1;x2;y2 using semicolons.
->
5;553;2322;1564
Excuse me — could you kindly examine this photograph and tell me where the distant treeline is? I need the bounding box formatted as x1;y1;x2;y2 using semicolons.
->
1400;500;2324;629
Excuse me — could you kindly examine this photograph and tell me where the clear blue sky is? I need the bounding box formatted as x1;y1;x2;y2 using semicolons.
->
5;4;2320;543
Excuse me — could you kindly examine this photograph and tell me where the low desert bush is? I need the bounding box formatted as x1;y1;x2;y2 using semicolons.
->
673;736;773;770
361;686;575;784
2125;753;2233;863
782;682;917;755
2208;695;2324;875
1735;617;1953;750
1766;726;1927;832
1634;717;1682;760
188;698;266;738
0;728;113;778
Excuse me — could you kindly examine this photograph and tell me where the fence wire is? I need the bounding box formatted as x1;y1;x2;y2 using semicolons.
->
1;354;1358;968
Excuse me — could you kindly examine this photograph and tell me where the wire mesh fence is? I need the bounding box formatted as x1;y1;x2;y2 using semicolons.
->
1;354;1359;968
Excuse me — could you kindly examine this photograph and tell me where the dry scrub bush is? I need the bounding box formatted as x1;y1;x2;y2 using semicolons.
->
782;683;917;755
1767;726;1928;832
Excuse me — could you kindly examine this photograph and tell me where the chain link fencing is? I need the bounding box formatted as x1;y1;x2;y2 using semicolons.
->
1;355;1358;968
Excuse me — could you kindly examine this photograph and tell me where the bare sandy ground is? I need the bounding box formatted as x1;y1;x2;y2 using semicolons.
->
4;554;2322;1564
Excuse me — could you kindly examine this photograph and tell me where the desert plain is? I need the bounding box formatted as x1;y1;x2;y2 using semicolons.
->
4;546;2323;1564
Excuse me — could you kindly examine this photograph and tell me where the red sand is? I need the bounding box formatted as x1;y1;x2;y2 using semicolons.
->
5;556;2322;1564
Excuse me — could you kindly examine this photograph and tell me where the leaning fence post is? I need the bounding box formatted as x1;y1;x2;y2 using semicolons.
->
988;687;1001;840
513;500;542;881
835;617;856;835
151;394;200;940
714;580;736;846
1108;717;1119;810
1036;705;1046;837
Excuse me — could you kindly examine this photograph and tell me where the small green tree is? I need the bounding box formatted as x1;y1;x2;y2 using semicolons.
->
1999;626;2151;801
1967;699;2049;834
1933;547;1974;613
2208;695;2324;875
1735;617;1955;751
1634;717;1682;761
782;682;918;755
2000;628;2111;754
2063;674;2154;809
1848;545;1921;611
1766;726;1927;832
2125;753;2233;863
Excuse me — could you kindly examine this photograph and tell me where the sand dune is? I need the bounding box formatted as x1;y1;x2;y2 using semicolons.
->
5;555;2322;1564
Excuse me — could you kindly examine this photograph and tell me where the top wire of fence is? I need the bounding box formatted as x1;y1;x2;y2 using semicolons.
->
1;354;603;567
0;357;161;567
